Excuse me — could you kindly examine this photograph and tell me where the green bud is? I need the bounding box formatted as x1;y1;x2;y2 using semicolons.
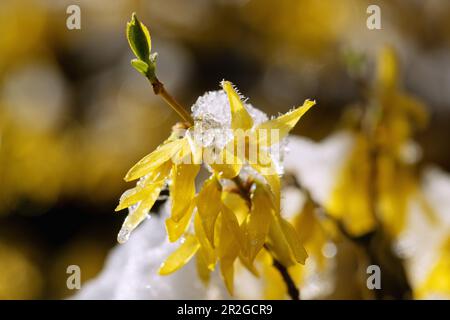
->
131;59;149;76
126;13;151;63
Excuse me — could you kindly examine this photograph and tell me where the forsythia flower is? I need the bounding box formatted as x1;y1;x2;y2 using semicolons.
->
116;84;313;294
327;133;376;236
117;13;315;295
327;46;435;237
293;198;330;270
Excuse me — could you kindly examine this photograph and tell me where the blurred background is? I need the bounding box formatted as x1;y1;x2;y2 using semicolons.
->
0;0;449;299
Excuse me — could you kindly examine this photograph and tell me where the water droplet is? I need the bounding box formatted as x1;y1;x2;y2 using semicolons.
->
117;226;131;244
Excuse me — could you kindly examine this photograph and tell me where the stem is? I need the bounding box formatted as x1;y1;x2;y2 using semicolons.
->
272;256;300;300
150;77;194;125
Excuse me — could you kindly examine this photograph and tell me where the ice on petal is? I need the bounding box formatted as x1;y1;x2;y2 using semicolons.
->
191;90;268;149
117;226;131;244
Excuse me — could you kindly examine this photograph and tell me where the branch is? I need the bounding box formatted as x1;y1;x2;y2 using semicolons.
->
150;78;194;125
272;256;300;300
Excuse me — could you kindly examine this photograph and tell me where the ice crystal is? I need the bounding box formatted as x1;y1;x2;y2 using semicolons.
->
190;89;289;174
191;90;268;150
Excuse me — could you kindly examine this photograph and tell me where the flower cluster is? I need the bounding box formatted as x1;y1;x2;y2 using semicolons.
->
116;13;315;295
327;46;434;237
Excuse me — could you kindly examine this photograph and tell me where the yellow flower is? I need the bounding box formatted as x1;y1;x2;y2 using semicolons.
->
120;14;316;295
293;197;330;270
116;79;314;295
116;132;198;243
158;179;308;295
327;46;435;238
212;81;315;206
374;47;435;236
327;133;377;236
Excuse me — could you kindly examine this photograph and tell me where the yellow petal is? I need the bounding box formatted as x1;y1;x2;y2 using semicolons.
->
250;152;281;212
196;175;222;245
125;138;186;181
279;219;308;264
218;214;239;295
115;181;162;212
248;149;280;210
194;213;216;269
210;140;243;179
378;156;413;236
250;147;278;176
170;163;200;221
222;81;254;130
196;254;211;285
171;136;197;165
326;134;377;236
220;257;235;295
256;99;315;146
238;254;260;277
115;161;171;211
117;179;166;243
221;191;249;224
264;172;281;211
165;202;195;242
242;182;274;262
293;198;328;268
158;235;200;275
293;198;317;243
377;46;398;91
221;201;244;246
267;217;296;267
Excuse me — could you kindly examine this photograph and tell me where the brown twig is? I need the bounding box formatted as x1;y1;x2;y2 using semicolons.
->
150;78;194;125
272;256;300;300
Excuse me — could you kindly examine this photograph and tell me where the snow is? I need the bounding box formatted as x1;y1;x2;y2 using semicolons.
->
73;203;229;300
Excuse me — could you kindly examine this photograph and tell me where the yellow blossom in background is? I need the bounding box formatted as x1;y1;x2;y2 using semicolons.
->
0;110;70;213
293;198;330;270
374;47;434;236
416;237;450;299
326;133;376;236
326;46;435;238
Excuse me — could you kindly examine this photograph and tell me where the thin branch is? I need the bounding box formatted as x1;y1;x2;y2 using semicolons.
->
272;256;300;300
150;78;194;125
